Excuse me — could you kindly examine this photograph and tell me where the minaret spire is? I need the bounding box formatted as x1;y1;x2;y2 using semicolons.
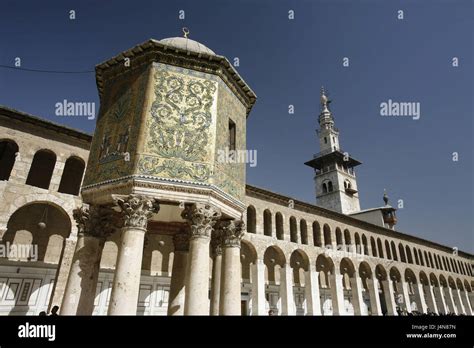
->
305;88;362;214
320;86;328;111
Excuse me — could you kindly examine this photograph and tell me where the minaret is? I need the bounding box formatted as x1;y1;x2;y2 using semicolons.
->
381;190;398;230
304;88;362;214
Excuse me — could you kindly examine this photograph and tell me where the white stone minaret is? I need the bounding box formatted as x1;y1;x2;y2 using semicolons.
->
305;88;362;214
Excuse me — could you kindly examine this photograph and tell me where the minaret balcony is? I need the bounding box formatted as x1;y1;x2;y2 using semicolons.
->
345;187;358;195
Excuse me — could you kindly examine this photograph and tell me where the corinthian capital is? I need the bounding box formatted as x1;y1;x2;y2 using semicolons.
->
73;204;119;239
216;219;245;248
114;194;160;230
73;205;91;235
181;203;221;240
210;230;223;257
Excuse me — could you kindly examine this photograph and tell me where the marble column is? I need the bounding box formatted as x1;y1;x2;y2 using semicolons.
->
329;273;345;315
423;285;438;314
350;276;364;315
414;283;428;314
182;203;221;315
381;280;397;315
61;205;117;315
434;286;448;314
469;291;474;312
367;277;382;316
454;289;466;315
218;219;245;315
280;264;296;315
461;290;473;315
209;233;223;316
108;195;159;315
445;287;457;314
395;280;411;313
251;259;266;315
304;265;321;315
168;232;189;316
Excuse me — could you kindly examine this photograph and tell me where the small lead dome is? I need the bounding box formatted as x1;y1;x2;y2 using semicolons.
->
159;37;216;55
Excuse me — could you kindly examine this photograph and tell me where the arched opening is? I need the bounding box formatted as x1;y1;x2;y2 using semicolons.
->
323;224;332;248
275;212;284;240
335;228;343;247
57;156;85;195
328;181;333;192
246;205;256;234
361;234;368;255
1;202;71;315
459;261;465;275
290;217;297;243
3;202;71;262
358;262;377;315
344;229;351;252
263;246;286;315
405;246;413;264
370;237;377;257
391;242;398;261
263;209;272;237
354;233;361;254
375;264;391;315
433;255;439;270
25;150;56;189
429;273;445;315
448;258;453;273
0;140;19;181
339;258;358;315
377;238;384;259
438;255;444;271
300;219;308;245
413;248;419;265
316;254;335;315
290;250;310;315
313;221;322;247
389;266;405;312
385;240;392;260
240;240;258;315
447;276;461;313
322;183;328;194
418;250;425;266
451;260;457;273
142;234;172;276
428;253;434;269
403;269;420;312
398;243;406;263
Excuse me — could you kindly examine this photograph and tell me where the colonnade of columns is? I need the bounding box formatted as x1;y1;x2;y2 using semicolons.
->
61;196;246;316
60;195;473;316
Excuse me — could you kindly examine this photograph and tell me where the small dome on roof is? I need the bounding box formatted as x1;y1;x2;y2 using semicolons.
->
159;37;216;55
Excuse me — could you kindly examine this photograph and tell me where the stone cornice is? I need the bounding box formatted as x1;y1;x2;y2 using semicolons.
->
81;175;247;213
246;184;474;259
0;105;92;144
95;39;257;116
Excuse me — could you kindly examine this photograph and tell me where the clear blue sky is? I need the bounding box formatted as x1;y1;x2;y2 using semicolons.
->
0;0;472;253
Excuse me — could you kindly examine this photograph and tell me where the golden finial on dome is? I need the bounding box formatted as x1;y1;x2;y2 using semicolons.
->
182;27;190;38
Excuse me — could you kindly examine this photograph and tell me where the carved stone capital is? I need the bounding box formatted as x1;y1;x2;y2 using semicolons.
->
216;219;245;248
173;232;190;252
210;231;223;257
181;203;221;240
73;204;120;239
114;194;160;230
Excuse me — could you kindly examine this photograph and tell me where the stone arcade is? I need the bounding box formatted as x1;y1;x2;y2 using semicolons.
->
0;34;472;316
